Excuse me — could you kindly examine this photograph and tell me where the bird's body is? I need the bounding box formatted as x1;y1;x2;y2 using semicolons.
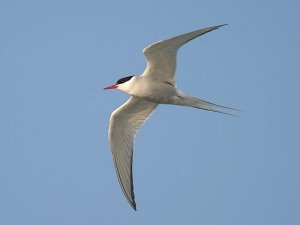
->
104;24;237;210
122;76;176;103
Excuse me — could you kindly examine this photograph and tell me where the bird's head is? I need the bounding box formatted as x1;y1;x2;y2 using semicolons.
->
103;75;135;93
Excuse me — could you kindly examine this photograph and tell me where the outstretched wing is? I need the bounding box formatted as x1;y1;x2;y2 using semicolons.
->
142;24;227;85
108;97;157;210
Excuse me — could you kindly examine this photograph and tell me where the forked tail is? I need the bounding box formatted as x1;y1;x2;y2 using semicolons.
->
173;91;239;116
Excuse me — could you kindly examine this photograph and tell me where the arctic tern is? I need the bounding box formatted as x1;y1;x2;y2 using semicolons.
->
104;24;237;210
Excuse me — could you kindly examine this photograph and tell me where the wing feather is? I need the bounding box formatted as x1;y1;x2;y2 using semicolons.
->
142;24;227;84
108;97;157;210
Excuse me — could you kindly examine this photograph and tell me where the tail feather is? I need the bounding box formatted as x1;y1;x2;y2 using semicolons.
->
191;97;239;116
173;91;239;116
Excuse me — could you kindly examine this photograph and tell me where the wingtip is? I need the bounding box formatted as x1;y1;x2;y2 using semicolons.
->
131;202;137;211
217;24;228;28
128;196;137;211
206;24;228;32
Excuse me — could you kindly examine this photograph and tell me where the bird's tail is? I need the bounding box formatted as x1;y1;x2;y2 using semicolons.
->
172;91;239;116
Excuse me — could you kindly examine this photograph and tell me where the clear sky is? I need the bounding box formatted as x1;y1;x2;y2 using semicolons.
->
1;0;299;224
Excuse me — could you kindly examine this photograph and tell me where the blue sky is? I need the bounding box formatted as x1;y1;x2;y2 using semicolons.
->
1;0;299;224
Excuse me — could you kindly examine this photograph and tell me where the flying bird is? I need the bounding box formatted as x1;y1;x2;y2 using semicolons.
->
104;24;237;210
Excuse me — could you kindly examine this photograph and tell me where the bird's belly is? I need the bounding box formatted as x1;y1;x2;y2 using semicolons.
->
129;82;176;104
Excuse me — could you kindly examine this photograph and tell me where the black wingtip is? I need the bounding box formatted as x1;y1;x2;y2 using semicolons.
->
206;24;228;32
132;203;137;211
217;24;229;28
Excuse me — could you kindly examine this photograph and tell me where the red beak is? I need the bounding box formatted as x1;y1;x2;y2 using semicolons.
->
103;84;118;90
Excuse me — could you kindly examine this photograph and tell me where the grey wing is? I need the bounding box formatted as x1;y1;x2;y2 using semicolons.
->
142;24;227;85
108;97;158;210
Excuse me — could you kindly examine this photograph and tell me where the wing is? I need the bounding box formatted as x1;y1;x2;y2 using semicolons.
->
142;24;227;85
108;97;158;210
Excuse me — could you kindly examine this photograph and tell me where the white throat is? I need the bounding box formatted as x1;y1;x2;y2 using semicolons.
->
117;76;138;94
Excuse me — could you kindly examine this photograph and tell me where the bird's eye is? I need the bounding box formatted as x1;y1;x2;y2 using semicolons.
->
116;76;134;85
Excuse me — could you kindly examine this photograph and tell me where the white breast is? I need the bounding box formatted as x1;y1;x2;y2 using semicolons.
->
129;76;177;104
